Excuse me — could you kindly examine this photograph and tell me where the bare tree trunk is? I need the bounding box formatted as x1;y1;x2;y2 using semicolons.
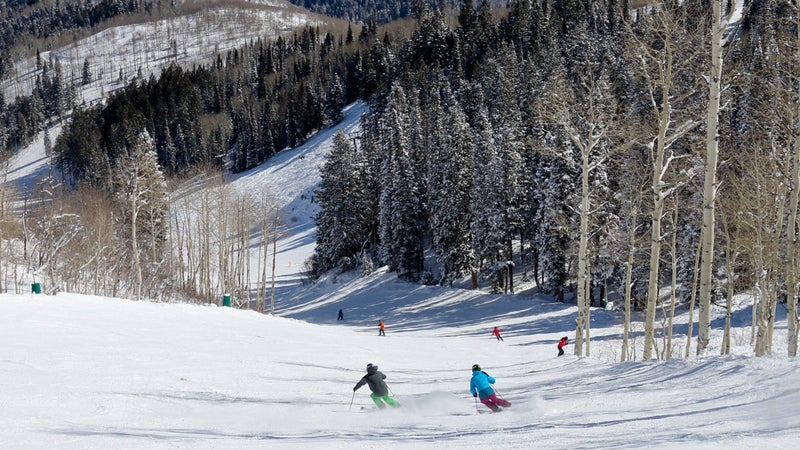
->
201;186;212;299
575;145;591;356
787;16;800;354
644;188;664;360
720;215;734;356
258;206;270;314
685;232;702;358
666;205;679;359
270;212;279;315
584;264;591;357
753;173;785;356
621;201;638;362
697;0;724;356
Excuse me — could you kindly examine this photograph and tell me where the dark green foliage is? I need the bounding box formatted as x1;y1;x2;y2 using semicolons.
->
287;0;460;24
315;130;371;272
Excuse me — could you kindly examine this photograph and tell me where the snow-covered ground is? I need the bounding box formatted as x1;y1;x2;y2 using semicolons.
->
1;283;798;448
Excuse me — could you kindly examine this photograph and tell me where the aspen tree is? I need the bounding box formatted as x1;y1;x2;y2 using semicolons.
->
697;0;725;356
537;67;617;357
786;1;800;356
625;4;703;360
113;130;167;301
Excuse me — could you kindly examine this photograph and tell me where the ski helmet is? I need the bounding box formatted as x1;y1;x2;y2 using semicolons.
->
367;363;376;371
472;364;481;371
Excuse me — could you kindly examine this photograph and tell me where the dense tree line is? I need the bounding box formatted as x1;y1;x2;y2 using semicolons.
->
288;0;462;24
313;0;800;358
0;56;72;156
53;24;385;187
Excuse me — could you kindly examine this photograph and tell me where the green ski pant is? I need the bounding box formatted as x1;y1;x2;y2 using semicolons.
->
370;393;399;408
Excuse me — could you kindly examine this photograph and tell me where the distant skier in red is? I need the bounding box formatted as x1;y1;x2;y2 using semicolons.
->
378;320;386;336
558;336;568;356
493;327;504;341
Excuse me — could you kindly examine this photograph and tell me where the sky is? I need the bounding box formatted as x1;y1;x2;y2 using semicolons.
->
3;102;800;448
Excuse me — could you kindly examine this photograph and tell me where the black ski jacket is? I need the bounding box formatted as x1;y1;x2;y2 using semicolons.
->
353;366;389;396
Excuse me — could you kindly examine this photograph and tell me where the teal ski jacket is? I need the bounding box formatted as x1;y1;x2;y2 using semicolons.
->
470;369;496;399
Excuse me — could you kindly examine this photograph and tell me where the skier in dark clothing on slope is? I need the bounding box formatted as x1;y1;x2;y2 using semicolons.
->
353;363;399;409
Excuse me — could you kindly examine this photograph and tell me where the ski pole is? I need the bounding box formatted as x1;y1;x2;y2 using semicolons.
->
474;394;480;412
491;384;505;399
349;391;355;411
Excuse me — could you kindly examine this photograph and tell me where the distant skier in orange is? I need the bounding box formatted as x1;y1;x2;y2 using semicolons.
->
378;320;386;336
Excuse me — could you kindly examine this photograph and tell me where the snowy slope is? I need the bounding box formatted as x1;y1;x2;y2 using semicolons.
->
1;2;324;103
1;291;798;448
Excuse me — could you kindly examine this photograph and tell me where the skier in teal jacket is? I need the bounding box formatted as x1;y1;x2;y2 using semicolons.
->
470;364;511;412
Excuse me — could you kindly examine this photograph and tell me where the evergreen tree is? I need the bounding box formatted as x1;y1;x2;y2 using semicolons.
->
428;83;474;285
82;58;92;86
378;84;424;281
315;130;369;272
470;101;506;287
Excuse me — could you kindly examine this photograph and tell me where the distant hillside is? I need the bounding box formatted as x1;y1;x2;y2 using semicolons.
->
0;0;344;161
287;0;462;23
0;0;336;91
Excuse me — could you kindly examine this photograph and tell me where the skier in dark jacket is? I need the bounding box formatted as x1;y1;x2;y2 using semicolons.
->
353;363;399;408
557;336;568;356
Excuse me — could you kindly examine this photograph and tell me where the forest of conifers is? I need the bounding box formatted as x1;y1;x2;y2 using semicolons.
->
1;1;799;358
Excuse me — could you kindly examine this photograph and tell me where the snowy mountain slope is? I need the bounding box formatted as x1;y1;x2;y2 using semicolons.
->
1;291;798;448
1;1;330;103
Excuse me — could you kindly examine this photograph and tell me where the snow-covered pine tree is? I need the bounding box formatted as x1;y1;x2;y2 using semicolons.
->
378;83;425;281
314;130;369;273
428;82;475;285
470;100;507;291
469;48;526;292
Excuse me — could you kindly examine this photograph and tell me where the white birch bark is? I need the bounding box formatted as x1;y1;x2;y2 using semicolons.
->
787;10;800;356
696;0;724;356
627;7;702;360
621;198;639;362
